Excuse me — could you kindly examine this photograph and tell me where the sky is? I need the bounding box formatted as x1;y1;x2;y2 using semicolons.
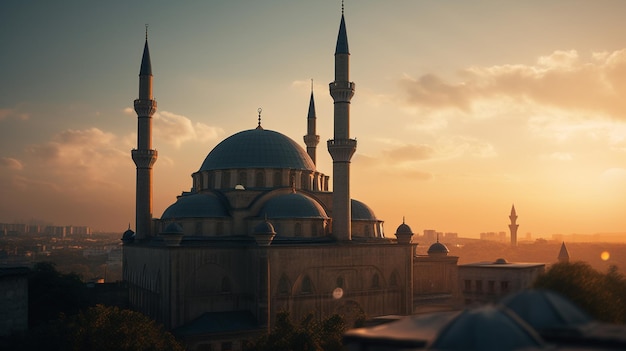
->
1;1;626;238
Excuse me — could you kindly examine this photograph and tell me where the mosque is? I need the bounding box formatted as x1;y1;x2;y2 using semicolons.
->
121;8;459;350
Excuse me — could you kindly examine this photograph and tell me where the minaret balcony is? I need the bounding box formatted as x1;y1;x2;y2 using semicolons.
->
329;82;355;102
134;99;157;117
132;149;158;168
304;134;320;147
327;138;357;162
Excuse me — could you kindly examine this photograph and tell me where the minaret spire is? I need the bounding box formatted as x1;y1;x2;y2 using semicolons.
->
132;31;158;240
304;79;320;164
328;5;356;241
509;204;518;246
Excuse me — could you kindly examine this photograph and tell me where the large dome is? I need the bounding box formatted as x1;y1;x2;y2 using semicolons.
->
161;192;229;219
199;128;316;172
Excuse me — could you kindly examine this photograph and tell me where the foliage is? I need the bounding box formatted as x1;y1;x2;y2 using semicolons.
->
533;261;626;324
28;261;90;327
1;305;184;351
245;311;349;351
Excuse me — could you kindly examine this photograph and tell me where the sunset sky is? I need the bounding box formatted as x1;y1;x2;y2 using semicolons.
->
2;1;626;238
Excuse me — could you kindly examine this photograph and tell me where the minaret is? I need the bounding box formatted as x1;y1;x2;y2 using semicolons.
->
558;241;570;263
509;204;518;246
131;28;158;240
327;5;356;241
303;79;320;165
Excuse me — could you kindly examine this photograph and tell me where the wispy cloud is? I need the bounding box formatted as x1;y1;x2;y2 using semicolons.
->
0;157;23;170
0;107;30;121
400;49;626;119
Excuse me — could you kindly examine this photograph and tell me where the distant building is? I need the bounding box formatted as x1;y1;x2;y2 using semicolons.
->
459;258;545;305
479;231;506;242
558;242;570;263
414;240;461;311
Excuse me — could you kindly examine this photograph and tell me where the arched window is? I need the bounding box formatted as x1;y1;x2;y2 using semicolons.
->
221;276;231;293
364;225;371;237
195;222;202;235
221;171;231;189
278;275;290;295
310;223;317;237
294;222;302;237
301;275;313;294
207;172;215;190
255;171;265;187
336;276;344;288
238;171;247;186
274;171;282;187
390;271;399;287
301;173;309;190
216;222;224;236
372;273;380;288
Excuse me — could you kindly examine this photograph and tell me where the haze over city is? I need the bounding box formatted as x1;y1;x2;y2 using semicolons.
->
1;1;626;238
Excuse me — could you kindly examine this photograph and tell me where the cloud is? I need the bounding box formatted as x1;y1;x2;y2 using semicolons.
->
0;157;23;170
541;152;573;161
152;111;223;148
0;107;30;121
381;144;435;162
400;49;626;120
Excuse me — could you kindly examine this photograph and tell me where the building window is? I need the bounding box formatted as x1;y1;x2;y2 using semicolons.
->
221;277;231;293
501;281;510;293
336;276;344;288
464;279;471;291
488;280;495;294
207;172;215;189
255;171;265;187
301;173;309;190
364;225;371;237
238;171;246;186
311;222;317;237
294;223;302;237
273;171;282;187
475;280;483;293
390;271;399;287
195;222;202;235
371;273;380;289
278;275;290;295
301;275;313;294
221;171;230;189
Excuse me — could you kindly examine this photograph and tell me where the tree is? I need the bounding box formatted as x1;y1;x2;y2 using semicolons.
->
245;311;349;351
533;261;626;324
1;305;185;351
28;261;90;327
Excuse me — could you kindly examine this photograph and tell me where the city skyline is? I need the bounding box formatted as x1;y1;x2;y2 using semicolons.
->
1;1;626;237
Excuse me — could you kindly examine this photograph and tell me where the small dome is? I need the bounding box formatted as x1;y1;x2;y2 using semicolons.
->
161;222;184;235
396;223;413;235
161;192;229;219
494;258;508;264
254;220;276;235
428;241;450;255
260;193;328;219
351;199;378;221
199;129;315;172
121;228;135;243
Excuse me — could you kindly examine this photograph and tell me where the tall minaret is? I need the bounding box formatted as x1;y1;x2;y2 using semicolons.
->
131;28;158;240
328;6;356;241
304;80;320;165
509;204;518;246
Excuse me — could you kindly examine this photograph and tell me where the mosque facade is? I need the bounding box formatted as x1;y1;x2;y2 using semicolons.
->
122;9;458;350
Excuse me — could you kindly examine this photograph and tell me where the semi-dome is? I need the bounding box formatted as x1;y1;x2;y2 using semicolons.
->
351;199;378;221
259;193;328;219
161;192;229;219
199;129;316;172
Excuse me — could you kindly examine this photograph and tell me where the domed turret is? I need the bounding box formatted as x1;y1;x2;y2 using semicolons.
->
394;217;413;245
121;224;135;244
428;239;449;256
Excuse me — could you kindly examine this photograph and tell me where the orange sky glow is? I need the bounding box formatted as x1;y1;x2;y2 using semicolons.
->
1;1;626;239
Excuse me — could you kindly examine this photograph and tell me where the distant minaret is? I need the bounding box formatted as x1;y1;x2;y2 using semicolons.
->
303;79;320;164
327;5;356;241
509;204;518;246
558;241;570;263
131;28;158;240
